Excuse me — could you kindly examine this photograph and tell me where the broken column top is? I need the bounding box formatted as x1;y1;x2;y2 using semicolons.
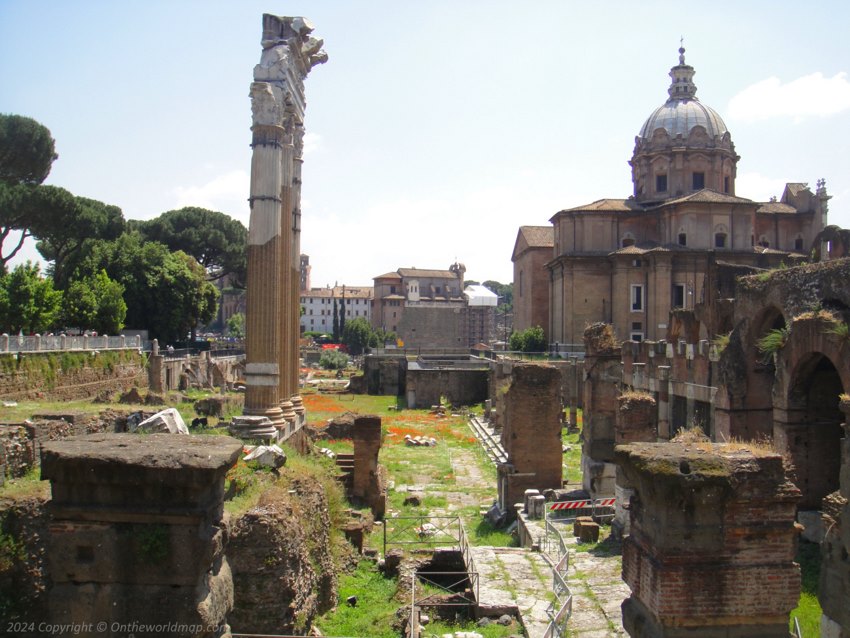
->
42;433;242;485
583;322;620;355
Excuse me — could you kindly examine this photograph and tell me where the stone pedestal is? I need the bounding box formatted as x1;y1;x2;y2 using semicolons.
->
41;433;242;637
352;415;385;519
230;415;277;441
616;442;801;637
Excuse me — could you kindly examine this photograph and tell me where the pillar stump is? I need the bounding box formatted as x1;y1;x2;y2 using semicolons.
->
352;415;385;520
616;441;801;637
42;433;242;637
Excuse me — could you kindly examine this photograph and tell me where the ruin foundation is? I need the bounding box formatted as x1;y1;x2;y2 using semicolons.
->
41;433;242;637
616;441;801;638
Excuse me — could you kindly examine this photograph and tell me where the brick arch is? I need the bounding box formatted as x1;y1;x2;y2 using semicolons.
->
772;318;850;508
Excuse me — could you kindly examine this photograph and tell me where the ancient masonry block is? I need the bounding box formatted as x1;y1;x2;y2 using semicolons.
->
819;401;850;638
498;363;562;513
616;441;801;638
352;415;386;520
41;433;242;637
613;391;657;538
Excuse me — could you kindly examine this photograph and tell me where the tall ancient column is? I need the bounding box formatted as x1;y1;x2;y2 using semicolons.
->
238;14;326;436
290;123;306;420
240;81;286;432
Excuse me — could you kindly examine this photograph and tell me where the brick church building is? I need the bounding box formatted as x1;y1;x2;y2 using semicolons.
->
516;46;830;345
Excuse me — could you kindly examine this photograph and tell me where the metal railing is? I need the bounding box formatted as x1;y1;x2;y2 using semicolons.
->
467;416;508;464
0;333;142;353
543;549;573;638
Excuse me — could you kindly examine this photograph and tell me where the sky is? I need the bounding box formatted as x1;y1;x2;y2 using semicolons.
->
2;1;850;288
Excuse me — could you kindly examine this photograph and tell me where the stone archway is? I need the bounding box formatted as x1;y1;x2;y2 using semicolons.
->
773;316;849;509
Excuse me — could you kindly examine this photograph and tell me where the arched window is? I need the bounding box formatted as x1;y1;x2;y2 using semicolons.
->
794;236;804;251
622;233;635;248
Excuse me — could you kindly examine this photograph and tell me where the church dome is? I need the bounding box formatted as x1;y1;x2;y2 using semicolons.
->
630;45;739;203
639;100;728;140
637;46;729;141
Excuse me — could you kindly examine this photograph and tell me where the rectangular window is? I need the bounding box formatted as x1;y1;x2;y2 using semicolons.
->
631;284;644;311
724;176;730;193
692;172;705;189
672;283;686;309
715;233;726;248
656;174;667;192
630;322;643;342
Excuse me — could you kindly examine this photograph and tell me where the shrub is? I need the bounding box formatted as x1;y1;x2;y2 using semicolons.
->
319;349;349;370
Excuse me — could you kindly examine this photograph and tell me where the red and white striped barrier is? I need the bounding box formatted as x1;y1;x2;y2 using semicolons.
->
549;498;615;510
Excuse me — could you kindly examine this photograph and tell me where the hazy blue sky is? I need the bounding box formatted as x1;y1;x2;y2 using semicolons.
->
3;1;849;287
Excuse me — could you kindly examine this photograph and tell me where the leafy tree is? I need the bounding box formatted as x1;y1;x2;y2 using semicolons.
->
0;114;57;185
133;207;247;284
62;279;97;330
226;312;245;339
36;195;125;286
509;325;546;352
342;317;372;355
70;232;218;343
332;297;340;341
482;280;513;312
90;270;127;334
339;292;346;338
0;114;61;268
0;262;62;334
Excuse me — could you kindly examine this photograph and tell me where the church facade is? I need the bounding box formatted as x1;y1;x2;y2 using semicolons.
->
545;47;830;345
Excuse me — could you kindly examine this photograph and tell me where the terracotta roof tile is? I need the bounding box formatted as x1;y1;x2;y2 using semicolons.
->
756;202;797;214
518;225;554;247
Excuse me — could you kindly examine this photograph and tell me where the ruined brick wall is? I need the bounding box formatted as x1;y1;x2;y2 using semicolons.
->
819;400;850;637
617;442;801;637
405;368;488;409
616;392;656;444
362;355;406;395
0;496;49;631
397;305;464;348
0;425;34;480
499;364;562;510
228;480;337;634
0;351;146;401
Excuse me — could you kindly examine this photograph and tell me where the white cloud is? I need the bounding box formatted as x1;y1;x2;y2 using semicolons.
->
172;170;250;225
735;172;789;202
728;72;850;122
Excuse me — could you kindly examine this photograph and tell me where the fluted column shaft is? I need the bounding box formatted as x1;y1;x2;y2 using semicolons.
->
278;122;296;423
243;125;285;424
290;124;306;416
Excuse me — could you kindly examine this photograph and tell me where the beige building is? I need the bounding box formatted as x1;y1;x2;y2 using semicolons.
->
300;285;373;335
512;226;554;340
371;263;495;348
545;47;829;344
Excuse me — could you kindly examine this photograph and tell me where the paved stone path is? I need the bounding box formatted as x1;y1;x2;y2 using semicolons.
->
469;545;553;637
525;517;630;637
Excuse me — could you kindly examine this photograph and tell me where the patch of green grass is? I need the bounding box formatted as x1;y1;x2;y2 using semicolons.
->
315;559;399;638
472;517;517;548
562;425;583;486
790;540;821;637
0;466;49;500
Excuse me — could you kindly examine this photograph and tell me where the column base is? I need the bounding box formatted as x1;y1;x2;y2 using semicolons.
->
230;415;279;441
